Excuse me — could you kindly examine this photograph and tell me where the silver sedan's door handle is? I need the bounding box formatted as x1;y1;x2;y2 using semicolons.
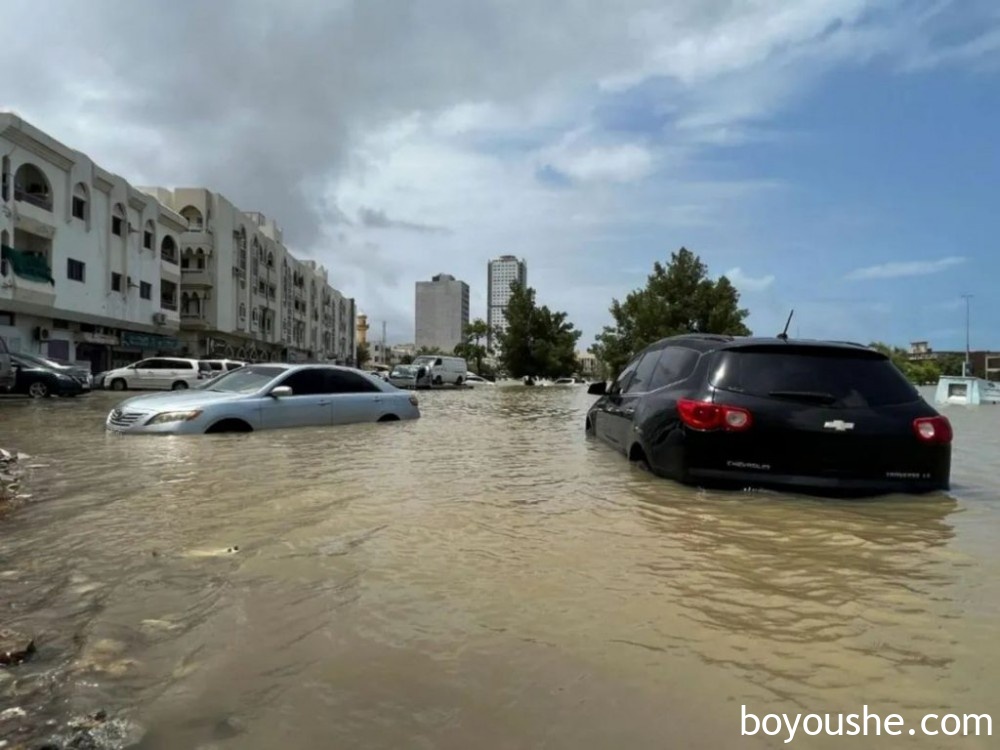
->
317;400;331;406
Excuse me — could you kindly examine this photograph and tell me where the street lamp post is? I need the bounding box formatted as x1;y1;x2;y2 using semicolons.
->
962;294;973;377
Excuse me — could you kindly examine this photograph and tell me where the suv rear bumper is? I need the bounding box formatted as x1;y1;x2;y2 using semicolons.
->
685;467;949;497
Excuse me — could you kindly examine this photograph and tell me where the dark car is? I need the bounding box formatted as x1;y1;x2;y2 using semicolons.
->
9;352;87;398
586;335;952;496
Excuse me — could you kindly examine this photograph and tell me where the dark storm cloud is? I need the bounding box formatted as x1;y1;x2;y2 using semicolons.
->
1;0;660;250
357;207;449;234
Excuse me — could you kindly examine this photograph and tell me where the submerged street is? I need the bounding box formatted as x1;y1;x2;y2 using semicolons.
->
1;386;999;748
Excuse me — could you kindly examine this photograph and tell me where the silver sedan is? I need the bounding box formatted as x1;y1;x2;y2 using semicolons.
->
105;364;420;434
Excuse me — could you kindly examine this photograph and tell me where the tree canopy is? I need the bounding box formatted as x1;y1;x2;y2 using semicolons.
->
591;247;752;376
497;281;581;378
868;342;962;384
355;342;370;367
454;318;492;374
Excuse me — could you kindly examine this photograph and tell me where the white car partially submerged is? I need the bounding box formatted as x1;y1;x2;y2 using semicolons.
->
105;363;420;434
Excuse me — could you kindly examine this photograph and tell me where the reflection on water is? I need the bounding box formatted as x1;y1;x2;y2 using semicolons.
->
0;385;997;749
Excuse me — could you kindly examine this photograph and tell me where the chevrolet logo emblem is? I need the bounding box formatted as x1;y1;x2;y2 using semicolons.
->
824;419;855;431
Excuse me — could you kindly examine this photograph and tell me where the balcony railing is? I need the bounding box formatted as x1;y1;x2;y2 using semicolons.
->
14;188;53;212
161;251;179;265
1;245;54;285
161;299;178;311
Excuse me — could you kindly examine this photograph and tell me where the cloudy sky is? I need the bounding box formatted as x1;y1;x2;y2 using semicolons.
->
4;0;998;349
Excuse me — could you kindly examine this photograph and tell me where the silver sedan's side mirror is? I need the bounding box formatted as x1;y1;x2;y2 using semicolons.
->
270;385;293;398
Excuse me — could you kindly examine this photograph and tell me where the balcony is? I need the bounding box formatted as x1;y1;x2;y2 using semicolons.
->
181;267;214;288
0;244;57;307
14;187;53;212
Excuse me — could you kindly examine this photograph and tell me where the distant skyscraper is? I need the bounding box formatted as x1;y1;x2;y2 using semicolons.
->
487;255;527;350
415;273;470;353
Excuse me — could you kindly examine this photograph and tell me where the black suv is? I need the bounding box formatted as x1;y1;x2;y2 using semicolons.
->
586;335;952;496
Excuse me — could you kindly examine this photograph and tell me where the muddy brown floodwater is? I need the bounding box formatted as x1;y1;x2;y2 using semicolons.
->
1;385;998;749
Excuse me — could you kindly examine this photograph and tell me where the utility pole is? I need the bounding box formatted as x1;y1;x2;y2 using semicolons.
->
962;294;973;377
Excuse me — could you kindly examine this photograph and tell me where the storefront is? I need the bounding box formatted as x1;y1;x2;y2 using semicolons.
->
112;331;183;367
74;332;120;373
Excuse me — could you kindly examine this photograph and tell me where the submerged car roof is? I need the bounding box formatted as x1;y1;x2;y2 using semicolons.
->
646;334;877;355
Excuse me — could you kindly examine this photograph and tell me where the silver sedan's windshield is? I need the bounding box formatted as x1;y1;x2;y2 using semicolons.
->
203;365;288;393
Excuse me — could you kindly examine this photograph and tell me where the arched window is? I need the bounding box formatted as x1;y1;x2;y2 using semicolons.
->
161;235;177;263
267;251;274;268
13;163;52;211
111;203;126;237
179;205;204;230
252;308;259;328
195;248;206;270
72;183;89;222
143;219;156;250
239;302;247;320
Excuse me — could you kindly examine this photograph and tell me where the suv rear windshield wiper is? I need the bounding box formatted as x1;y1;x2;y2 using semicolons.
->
767;390;838;405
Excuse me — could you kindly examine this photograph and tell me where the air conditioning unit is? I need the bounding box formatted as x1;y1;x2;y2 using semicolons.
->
152;312;167;325
34;326;50;341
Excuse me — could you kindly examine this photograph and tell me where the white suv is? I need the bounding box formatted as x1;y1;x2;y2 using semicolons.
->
101;357;213;391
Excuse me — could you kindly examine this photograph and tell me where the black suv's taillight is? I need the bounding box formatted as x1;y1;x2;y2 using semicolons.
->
913;416;953;444
677;399;753;432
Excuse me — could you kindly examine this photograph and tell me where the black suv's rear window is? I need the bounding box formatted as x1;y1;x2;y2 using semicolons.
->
710;346;919;407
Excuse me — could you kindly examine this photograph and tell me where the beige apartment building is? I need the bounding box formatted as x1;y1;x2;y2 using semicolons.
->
0;113;356;369
138;188;356;364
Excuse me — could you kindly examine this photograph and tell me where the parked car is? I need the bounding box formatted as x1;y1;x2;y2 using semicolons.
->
100;357;214;391
0;336;13;392
387;364;432;389
105;363;420;434
586;334;953;496
200;359;247;374
463;372;493;386
411;355;468;385
8;353;87;398
16;352;92;391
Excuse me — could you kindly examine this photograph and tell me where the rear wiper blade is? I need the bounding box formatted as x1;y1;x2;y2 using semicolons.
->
768;390;837;404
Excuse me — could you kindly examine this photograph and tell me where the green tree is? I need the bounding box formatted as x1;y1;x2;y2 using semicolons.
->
355;342;370;367
399;353;414;365
453;318;492;374
869;341;947;385
497;281;581;378
591;247;752;377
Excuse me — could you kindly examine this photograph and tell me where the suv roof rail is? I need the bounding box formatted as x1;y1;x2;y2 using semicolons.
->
827;340;869;348
685;333;734;342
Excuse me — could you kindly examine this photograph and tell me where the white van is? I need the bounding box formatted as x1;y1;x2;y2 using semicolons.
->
101;357;213;391
411;355;468;386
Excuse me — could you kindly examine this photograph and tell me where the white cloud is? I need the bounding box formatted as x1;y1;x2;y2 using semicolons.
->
540;141;655;184
725;267;776;292
845;256;966;281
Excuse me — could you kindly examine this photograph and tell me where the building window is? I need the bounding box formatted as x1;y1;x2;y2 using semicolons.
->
67;258;85;282
111;203;127;237
71;182;89;222
143;221;154;249
140;281;152;300
112;272;122;292
13;164;52;211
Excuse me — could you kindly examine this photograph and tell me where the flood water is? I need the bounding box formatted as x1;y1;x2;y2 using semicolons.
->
1;385;998;748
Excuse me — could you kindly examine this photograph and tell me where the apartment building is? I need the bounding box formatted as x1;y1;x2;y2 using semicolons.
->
0;113;357;372
0;113;184;372
138;187;356;364
415;273;469;353
486;255;527;350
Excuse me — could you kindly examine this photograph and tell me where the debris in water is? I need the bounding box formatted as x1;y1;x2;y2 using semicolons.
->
0;628;35;666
